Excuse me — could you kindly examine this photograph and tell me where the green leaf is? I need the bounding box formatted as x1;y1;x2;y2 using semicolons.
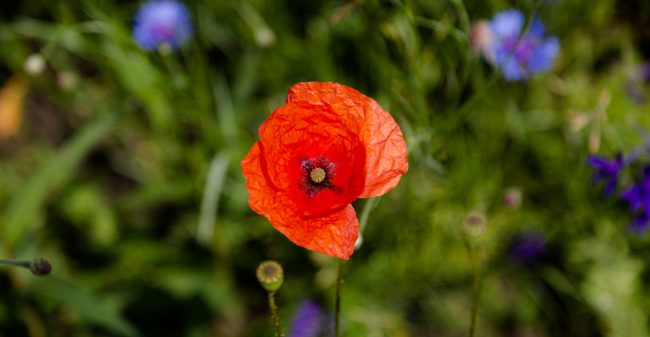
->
3;114;114;247
103;43;171;130
30;276;139;337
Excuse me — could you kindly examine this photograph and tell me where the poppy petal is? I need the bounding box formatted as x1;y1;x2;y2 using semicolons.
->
286;205;358;260
257;103;367;217
242;142;358;259
286;82;408;198
358;101;409;197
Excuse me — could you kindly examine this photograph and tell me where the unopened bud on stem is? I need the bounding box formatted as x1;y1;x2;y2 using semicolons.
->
462;212;487;237
30;258;52;276
0;258;52;276
256;260;283;292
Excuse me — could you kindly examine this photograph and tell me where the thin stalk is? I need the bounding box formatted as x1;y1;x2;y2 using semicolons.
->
0;259;30;269
358;197;378;236
0;258;47;336
335;259;345;337
469;268;482;336
466;243;483;337
268;291;283;337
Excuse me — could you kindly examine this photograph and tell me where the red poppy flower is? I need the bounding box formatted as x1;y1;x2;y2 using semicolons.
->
241;82;408;259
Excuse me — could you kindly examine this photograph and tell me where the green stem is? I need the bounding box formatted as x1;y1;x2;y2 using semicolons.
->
268;291;283;337
467;244;482;337
0;259;30;269
335;259;345;337
469;273;482;337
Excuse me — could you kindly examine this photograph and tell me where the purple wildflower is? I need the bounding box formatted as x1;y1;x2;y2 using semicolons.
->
587;154;624;196
132;0;193;51
620;167;650;234
629;211;650;234
287;301;327;337
641;62;650;82
486;9;559;81
510;232;546;264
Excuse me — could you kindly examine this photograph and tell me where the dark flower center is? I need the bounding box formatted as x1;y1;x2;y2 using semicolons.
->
301;158;335;196
263;265;276;276
504;36;535;64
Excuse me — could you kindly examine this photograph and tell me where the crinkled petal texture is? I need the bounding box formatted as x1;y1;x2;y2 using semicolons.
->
242;82;408;259
243;143;360;259
286;82;408;197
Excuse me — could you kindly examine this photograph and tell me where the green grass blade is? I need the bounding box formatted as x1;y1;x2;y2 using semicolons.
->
197;153;229;245
3;114;115;247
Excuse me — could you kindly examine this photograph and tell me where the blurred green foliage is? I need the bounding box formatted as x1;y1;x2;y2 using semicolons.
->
1;0;650;336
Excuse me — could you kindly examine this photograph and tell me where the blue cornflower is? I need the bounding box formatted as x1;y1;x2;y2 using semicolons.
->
132;0;193;51
287;300;332;337
620;167;650;234
629;211;650;234
487;9;559;81
587;154;624;196
509;231;546;264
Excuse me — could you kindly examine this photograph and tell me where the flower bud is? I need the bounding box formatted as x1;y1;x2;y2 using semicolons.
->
24;54;46;76
462;211;487;237
504;187;522;209
255;27;276;48
256;260;283;292
0;257;51;276
30;258;52;276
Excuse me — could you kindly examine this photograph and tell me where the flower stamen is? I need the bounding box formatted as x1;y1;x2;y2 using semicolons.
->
310;167;326;183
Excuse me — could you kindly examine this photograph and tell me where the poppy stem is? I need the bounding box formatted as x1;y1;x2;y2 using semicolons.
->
0;259;30;268
0;258;52;276
466;243;483;337
267;291;283;337
335;259;345;337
